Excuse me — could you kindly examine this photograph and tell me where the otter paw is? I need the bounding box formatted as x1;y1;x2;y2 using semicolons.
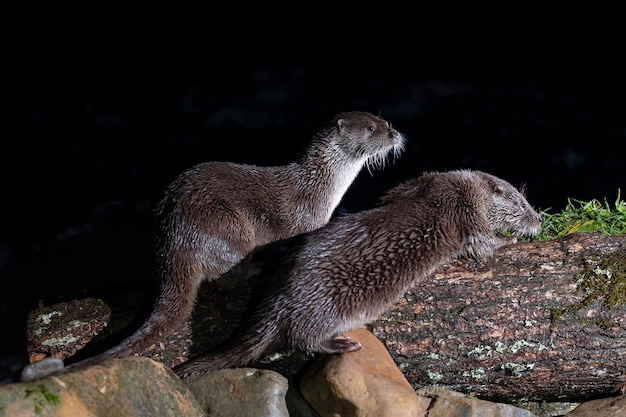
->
496;236;517;248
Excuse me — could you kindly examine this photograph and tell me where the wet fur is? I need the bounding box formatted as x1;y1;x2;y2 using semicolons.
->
66;111;405;369
174;169;542;377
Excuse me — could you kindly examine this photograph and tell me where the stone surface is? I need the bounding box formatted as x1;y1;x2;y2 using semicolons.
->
20;357;64;382
183;367;290;417
285;388;322;417
417;386;536;417
516;400;580;417
0;357;205;417
299;326;429;417
564;394;626;417
8;310;625;417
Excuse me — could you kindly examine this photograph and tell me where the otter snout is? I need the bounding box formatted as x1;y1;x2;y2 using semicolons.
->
526;211;543;236
388;129;406;148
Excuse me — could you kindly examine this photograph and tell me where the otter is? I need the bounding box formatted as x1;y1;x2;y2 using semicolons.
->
66;111;405;369
173;169;542;378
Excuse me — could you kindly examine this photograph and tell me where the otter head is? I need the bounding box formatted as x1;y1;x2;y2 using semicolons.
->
333;111;405;172
480;172;542;238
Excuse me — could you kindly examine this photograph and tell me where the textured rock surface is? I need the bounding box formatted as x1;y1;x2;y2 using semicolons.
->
372;233;626;401
417;386;536;417
26;298;110;363
299;327;430;417
183;368;290;417
564;394;626;417
0;357;204;417
5;324;625;416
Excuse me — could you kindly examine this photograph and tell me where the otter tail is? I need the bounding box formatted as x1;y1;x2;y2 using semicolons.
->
173;308;284;378
64;264;203;371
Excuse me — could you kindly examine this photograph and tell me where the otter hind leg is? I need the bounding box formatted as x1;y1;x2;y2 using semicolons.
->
318;335;362;354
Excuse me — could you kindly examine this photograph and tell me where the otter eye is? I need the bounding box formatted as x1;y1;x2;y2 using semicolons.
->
367;125;375;132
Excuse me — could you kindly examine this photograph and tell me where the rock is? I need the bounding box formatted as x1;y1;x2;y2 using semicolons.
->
26;298;110;362
285;387;322;417
516;400;580;416
0;356;205;417
20;357;64;382
564;394;626;416
299;326;429;417
417;386;537;417
183;368;290;417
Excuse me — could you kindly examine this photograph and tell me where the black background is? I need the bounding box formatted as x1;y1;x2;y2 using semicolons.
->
1;4;625;382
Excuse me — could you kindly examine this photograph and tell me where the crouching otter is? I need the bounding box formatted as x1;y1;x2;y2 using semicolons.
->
174;169;542;377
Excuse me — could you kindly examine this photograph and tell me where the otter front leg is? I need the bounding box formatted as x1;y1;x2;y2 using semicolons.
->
495;235;517;250
317;334;362;354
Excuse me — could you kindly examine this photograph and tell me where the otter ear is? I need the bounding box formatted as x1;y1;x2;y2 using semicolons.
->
488;179;505;196
337;118;347;132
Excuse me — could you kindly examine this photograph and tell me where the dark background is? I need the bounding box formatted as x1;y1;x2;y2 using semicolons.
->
1;4;625;382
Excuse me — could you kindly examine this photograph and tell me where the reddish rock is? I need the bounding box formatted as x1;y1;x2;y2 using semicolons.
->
565;394;626;417
299;326;429;417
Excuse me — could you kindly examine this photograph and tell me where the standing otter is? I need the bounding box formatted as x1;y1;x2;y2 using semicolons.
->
173;169;542;377
67;111;405;369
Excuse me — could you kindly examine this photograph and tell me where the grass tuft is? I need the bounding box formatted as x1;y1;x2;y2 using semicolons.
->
532;189;626;241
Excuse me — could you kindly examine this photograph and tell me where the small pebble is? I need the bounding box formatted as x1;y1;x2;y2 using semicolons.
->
20;357;64;382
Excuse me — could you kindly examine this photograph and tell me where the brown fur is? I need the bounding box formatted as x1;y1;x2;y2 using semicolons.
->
67;111;405;369
173;169;542;378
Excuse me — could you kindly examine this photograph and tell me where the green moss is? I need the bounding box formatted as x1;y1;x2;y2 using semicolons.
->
550;252;626;329
24;384;61;414
594;317;616;329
